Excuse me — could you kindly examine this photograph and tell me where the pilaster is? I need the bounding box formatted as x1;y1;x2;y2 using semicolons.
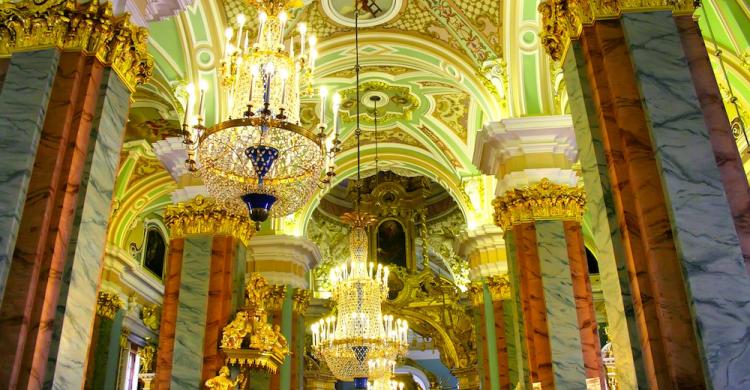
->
87;291;126;390
155;196;252;389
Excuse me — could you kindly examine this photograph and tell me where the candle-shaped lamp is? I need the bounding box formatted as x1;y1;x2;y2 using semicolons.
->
298;22;307;57
256;11;267;45
236;14;246;50
278;11;288;46
319;86;328;125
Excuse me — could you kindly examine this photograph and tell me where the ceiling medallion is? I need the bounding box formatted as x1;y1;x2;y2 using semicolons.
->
321;0;405;28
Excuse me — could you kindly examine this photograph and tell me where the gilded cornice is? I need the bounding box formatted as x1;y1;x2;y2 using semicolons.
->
164;196;255;245
538;0;696;61
0;0;153;91
493;178;586;230
487;274;511;301
97;291;124;319
292;289;311;314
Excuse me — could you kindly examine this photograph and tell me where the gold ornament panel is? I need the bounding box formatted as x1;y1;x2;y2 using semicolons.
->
0;0;153;91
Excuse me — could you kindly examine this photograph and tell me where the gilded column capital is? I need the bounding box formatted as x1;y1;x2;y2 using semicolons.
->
165;196;255;245
493;178;586;230
97;290;124;320
538;0;696;61
0;0;153;91
487;274;511;301
266;284;288;312
467;282;484;306
292;289;311;314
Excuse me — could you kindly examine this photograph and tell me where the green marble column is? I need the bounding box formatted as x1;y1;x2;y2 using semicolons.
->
170;235;213;389
0;49;60;303
89;306;125;390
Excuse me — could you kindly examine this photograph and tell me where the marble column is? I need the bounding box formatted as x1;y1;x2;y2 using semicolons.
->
0;2;151;386
154;196;253;389
474;116;606;389
291;289;312;390
0;58;133;390
86;291;126;390
486;276;512;390
459;226;510;390
0;49;59;302
541;3;750;387
496;185;604;390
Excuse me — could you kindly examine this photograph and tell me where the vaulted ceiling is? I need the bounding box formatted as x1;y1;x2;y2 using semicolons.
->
119;0;750;235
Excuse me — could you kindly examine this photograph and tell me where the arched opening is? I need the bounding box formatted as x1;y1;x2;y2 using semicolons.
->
585;246;600;275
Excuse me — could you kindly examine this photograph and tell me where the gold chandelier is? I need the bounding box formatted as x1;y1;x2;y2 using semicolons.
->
181;0;339;229
310;3;408;385
310;212;409;383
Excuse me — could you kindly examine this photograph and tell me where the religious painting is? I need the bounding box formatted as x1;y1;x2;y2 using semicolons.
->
143;228;166;278
377;219;407;268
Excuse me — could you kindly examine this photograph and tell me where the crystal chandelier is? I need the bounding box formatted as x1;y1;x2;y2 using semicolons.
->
310;212;409;383
310;3;408;386
181;0;339;229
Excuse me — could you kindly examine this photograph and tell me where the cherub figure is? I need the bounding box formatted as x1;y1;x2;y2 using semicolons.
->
245;273;269;307
221;311;249;349
205;366;243;390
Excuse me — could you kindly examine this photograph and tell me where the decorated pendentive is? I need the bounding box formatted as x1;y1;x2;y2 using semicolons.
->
205;273;289;390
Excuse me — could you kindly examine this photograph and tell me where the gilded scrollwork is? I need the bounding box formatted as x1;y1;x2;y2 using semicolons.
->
96;291;124;320
0;0;153;91
493;178;586;230
164;196;255;246
385;269;477;370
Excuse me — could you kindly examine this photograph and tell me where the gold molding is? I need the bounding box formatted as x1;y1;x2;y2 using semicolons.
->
0;0;153;92
538;0;696;61
487;274;511;301
493;178;586;230
97;291;124;319
165;196;255;246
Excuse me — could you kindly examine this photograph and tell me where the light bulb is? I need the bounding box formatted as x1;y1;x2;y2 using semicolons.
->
224;28;233;39
308;35;317;47
298;22;307;35
279;11;288;23
257;11;266;23
264;62;275;74
320;86;328;98
332;92;342;108
279;67;289;80
237;13;246;25
250;63;260;76
198;79;209;92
